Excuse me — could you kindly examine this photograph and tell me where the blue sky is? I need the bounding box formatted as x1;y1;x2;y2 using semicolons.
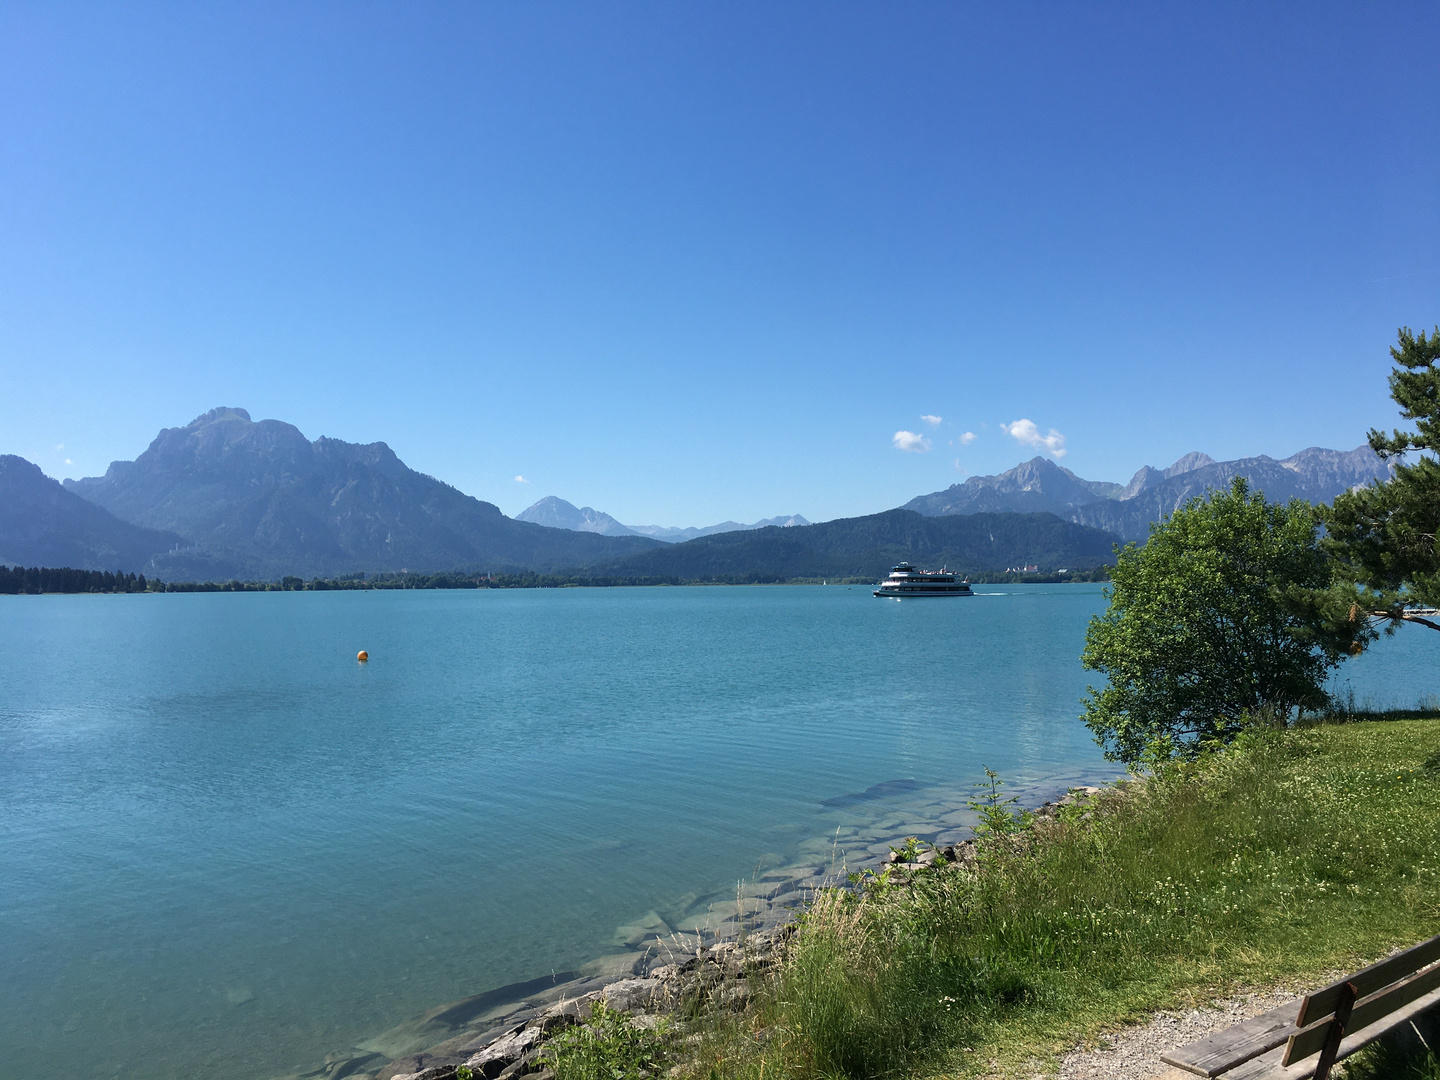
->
2;3;1437;526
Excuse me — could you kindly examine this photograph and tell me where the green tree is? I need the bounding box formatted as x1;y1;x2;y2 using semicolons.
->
1323;326;1440;635
1081;478;1357;764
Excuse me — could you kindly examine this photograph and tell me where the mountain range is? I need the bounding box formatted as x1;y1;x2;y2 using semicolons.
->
515;495;809;542
0;405;1395;581
901;446;1389;542
44;408;661;578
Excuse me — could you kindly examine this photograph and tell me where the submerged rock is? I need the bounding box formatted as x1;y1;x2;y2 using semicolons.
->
336;785;1115;1080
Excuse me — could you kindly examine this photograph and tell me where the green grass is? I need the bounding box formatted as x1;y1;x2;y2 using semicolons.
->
542;1000;671;1080
1342;1035;1440;1080
682;716;1440;1080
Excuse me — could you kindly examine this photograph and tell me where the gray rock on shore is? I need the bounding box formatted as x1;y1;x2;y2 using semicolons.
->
383;925;797;1080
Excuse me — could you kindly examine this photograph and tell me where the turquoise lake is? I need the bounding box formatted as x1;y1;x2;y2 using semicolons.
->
1;584;1433;1079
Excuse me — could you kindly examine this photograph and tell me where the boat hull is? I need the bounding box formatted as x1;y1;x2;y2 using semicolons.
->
872;587;972;598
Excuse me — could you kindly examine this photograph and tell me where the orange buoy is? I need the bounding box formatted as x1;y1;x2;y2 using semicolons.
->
357;650;369;663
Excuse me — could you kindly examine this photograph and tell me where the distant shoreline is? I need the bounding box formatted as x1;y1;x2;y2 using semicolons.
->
1;565;1109;595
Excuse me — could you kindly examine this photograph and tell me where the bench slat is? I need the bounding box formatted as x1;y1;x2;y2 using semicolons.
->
1160;1001;1300;1077
1296;933;1440;1027
1283;961;1440;1065
1257;983;1440;1079
1223;1042;1287;1080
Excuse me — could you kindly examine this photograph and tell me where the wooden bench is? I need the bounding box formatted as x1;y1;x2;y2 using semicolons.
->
1159;933;1440;1080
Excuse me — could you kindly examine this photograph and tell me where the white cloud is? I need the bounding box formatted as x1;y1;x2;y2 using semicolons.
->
1001;418;1067;458
513;475;529;483
958;431;976;445
64;458;72;465
892;430;931;453
55;443;64;450
920;414;942;427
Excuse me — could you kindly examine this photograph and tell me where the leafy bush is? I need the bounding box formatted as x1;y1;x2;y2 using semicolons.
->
1081;478;1360;764
542;1000;669;1080
967;766;1033;840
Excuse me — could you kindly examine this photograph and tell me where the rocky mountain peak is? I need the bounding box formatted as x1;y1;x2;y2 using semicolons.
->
515;496;635;536
186;406;252;428
1278;445;1392;486
1162;451;1217;478
1120;465;1164;501
1005;456;1071;491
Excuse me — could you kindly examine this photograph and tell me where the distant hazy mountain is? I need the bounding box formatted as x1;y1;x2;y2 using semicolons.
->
0;455;185;572
626;513;811;543
516;495;810;544
903;446;1389;543
514;496;635;536
583;509;1119;582
62;408;661;578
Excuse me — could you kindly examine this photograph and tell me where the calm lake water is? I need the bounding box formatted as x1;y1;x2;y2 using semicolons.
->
1;584;1433;1079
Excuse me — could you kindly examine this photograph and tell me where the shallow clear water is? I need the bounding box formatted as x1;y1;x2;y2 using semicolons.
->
0;584;1433;1079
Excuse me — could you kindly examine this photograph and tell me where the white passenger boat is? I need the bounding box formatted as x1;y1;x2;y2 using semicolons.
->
872;562;973;599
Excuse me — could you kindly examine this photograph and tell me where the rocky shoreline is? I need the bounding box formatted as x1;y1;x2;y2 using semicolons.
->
284;779;1112;1080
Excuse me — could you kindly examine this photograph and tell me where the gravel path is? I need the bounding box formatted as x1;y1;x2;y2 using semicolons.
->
1055;987;1309;1079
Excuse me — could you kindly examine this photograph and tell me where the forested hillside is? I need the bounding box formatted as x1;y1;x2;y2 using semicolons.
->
0;455;183;572
584;508;1119;582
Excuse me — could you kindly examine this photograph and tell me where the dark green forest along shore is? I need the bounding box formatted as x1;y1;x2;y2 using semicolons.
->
0;565;154;594
0;566;692;593
0;564;1114;594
